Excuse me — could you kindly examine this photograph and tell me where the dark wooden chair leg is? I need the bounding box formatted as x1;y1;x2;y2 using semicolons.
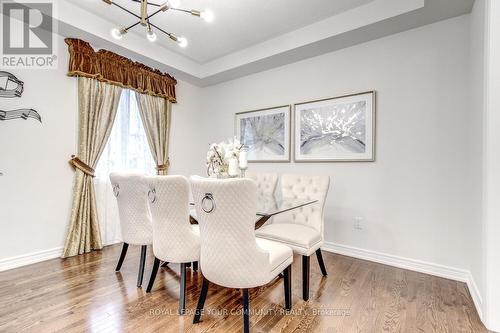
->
161;261;169;267
242;289;250;333
146;258;160;293
115;243;129;271
179;263;187;315
302;255;310;301
283;265;292;310
193;277;210;323
137;245;147;288
315;249;328;276
193;261;198;272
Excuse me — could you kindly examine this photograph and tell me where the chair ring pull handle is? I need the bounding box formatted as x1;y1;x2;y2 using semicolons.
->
113;184;120;197
201;193;215;213
148;188;157;204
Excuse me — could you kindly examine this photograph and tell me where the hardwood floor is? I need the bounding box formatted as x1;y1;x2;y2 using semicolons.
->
0;244;488;333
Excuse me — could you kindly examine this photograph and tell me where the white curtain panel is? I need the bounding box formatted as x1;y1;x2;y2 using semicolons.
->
94;89;156;245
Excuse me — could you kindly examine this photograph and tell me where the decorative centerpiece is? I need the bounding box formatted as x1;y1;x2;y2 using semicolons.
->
206;138;248;178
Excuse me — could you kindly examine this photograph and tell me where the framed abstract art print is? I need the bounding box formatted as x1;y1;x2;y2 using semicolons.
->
294;91;375;162
235;105;291;162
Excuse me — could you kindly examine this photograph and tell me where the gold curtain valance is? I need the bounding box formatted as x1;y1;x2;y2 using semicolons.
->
65;38;177;103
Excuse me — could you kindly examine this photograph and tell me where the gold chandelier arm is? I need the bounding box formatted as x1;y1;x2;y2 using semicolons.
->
124;20;141;32
132;0;161;6
107;1;141;19
140;0;148;25
130;0;201;14
144;6;165;20
103;0;207;46
169;7;201;16
148;21;177;40
113;1;173;33
106;0;202;19
126;5;165;30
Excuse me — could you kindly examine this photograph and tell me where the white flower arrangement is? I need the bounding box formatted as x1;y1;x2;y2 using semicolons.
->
206;137;245;177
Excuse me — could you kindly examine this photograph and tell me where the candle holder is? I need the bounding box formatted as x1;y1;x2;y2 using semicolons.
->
239;166;248;178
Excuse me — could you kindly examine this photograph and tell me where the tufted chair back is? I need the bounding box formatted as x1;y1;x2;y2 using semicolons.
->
109;172;153;245
273;174;330;237
147;175;200;263
246;172;278;202
190;176;271;288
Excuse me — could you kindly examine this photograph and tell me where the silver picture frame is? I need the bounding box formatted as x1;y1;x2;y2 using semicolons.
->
235;105;291;162
293;91;376;162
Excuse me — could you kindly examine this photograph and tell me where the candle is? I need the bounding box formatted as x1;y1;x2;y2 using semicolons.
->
239;151;248;169
228;157;239;177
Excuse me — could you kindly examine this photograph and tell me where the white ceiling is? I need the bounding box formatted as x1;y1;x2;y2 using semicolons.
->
69;0;375;63
51;0;474;86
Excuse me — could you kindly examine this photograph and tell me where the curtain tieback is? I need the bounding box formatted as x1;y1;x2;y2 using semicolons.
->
69;155;95;177
156;160;170;172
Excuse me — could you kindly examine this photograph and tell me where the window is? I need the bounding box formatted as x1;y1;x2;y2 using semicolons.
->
95;89;155;245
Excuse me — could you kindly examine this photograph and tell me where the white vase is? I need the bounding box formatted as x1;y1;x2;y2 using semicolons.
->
228;157;239;177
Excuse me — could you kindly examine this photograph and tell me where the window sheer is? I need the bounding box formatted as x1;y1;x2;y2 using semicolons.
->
95;89;155;245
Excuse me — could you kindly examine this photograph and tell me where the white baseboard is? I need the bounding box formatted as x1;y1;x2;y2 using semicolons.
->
103;239;123;246
0;246;63;272
322;241;483;320
0;239;122;273
0;240;484;325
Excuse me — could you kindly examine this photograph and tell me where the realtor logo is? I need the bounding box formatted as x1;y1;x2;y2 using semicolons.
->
1;0;58;68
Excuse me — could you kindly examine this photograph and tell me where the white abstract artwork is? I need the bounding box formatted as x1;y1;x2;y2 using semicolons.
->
235;105;290;162
294;92;375;161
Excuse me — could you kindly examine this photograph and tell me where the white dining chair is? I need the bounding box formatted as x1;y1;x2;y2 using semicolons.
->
190;176;293;333
145;175;201;315
189;172;278;223
109;172;153;288
245;172;278;202
255;174;330;301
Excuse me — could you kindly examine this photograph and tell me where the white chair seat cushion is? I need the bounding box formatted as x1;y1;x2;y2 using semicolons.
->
255;223;322;256
255;238;293;278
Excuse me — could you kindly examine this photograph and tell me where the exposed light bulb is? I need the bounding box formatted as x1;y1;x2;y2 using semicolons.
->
200;9;214;23
177;36;188;48
147;30;157;42
168;0;180;8
111;28;124;40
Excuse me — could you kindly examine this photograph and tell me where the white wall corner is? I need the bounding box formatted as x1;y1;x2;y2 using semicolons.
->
483;0;500;331
466;272;484;321
322;242;483;321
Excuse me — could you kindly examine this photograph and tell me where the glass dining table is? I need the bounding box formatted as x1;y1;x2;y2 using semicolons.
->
190;196;318;229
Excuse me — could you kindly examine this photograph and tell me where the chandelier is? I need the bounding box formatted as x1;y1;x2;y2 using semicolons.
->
103;0;214;48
